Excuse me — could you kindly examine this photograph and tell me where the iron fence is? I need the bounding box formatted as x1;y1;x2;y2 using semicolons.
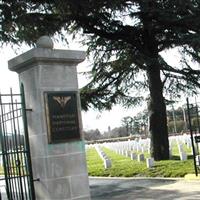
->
186;98;200;176
0;85;35;199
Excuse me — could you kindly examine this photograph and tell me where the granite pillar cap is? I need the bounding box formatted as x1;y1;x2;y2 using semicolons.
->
8;38;86;73
36;36;54;49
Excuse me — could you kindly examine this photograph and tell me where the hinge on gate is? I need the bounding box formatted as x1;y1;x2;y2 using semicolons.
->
33;178;40;182
26;108;33;111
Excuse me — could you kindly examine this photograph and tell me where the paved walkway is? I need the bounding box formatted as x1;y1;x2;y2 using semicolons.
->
90;177;200;200
1;177;200;199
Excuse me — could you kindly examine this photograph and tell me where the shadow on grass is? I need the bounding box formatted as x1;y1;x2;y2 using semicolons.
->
187;155;194;159
170;155;194;160
170;155;181;160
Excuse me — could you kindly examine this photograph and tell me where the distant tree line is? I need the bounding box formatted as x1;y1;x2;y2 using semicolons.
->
84;102;200;141
83;126;129;141
121;110;148;136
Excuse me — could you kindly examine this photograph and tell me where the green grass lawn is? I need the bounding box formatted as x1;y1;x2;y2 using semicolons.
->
86;146;195;178
171;141;192;156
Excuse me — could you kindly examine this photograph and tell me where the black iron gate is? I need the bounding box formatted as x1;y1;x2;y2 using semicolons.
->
186;98;200;176
0;85;35;199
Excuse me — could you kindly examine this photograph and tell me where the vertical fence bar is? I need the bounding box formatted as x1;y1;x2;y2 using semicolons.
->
21;84;36;200
10;89;24;200
9;102;21;200
195;98;200;133
15;101;29;200
186;98;198;176
9;103;21;199
0;95;13;200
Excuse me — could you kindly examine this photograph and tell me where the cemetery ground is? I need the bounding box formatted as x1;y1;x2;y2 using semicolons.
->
86;136;196;178
87;135;200;199
87;147;194;177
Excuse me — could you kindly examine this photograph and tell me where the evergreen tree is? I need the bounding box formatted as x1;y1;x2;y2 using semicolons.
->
1;0;200;160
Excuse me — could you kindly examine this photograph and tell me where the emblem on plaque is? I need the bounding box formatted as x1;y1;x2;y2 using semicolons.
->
53;96;71;108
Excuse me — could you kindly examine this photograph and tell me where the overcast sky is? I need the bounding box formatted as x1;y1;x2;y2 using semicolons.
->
1;37;194;133
0;40;146;133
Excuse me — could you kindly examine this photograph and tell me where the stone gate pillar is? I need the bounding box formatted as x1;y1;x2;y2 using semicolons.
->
8;36;91;200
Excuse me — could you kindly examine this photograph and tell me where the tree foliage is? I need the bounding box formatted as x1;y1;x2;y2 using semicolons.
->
1;0;200;160
83;129;102;141
103;126;129;138
1;0;200;104
121;110;148;135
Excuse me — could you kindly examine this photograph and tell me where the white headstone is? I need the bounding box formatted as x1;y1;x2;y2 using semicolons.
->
180;151;187;161
169;148;172;158
138;154;145;162
104;159;112;169
125;151;130;157
196;155;200;166
146;158;154;168
130;153;137;160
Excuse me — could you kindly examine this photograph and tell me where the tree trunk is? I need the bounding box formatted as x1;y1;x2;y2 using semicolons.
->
147;60;169;161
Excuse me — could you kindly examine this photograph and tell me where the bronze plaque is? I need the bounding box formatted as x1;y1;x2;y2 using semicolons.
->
44;91;81;143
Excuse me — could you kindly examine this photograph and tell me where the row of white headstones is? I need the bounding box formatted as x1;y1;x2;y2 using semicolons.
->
95;145;112;169
87;134;195;169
